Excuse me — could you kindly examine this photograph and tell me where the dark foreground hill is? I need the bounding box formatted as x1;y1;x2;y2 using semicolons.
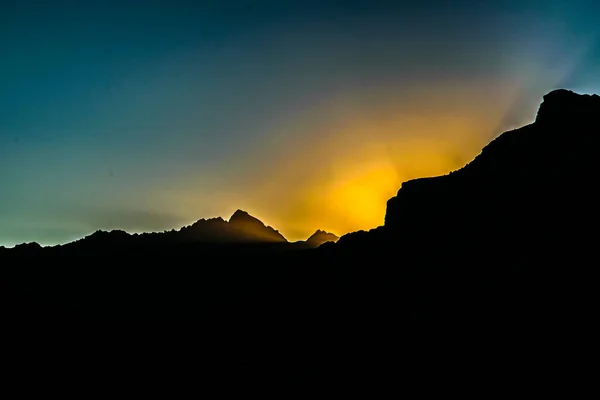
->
2;89;598;379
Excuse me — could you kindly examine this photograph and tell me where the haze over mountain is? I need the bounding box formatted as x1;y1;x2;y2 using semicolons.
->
305;230;339;247
40;209;336;250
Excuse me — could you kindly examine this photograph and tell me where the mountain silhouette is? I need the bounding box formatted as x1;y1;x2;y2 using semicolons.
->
305;229;339;247
31;209;335;252
227;209;287;242
61;209;288;248
2;89;598;376
173;209;288;244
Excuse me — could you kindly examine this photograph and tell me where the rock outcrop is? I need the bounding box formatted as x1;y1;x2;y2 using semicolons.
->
340;89;600;256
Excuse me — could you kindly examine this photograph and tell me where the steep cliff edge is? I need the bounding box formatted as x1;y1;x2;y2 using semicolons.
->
340;89;600;253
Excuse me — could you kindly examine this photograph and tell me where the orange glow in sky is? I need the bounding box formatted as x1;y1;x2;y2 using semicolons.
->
168;82;533;242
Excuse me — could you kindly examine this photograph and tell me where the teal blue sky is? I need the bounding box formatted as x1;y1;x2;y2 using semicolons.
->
1;0;599;246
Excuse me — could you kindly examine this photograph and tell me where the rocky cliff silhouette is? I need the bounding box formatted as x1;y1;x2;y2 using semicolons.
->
336;89;599;260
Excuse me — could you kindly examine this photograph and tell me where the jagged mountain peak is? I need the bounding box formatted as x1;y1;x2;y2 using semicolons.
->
229;209;259;224
228;210;287;242
306;230;339;246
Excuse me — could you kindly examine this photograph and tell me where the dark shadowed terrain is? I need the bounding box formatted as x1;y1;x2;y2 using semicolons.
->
2;89;598;380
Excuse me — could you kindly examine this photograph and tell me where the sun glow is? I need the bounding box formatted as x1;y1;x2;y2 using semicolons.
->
175;81;542;242
326;160;402;231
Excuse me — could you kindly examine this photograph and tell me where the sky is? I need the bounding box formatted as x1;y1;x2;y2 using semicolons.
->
1;0;599;246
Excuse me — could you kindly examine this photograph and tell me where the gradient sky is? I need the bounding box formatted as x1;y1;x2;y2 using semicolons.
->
1;0;599;246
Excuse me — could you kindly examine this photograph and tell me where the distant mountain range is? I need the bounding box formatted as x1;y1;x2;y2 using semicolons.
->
45;209;338;250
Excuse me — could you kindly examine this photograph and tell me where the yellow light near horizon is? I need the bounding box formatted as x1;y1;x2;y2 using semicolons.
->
325;161;401;230
173;81;528;241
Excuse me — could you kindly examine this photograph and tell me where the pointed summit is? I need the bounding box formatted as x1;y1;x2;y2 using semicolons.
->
306;230;339;247
229;210;287;243
229;209;257;224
